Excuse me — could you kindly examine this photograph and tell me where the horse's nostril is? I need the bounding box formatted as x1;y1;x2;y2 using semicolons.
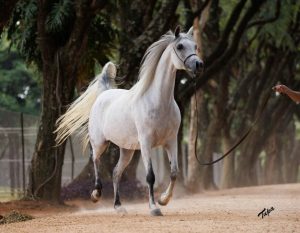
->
196;61;203;70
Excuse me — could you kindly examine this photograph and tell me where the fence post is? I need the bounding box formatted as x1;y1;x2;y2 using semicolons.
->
69;137;75;180
20;112;25;196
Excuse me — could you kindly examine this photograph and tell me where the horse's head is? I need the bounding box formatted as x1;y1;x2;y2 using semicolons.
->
170;26;203;75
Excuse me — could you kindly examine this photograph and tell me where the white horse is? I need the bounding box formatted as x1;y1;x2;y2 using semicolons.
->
55;26;203;216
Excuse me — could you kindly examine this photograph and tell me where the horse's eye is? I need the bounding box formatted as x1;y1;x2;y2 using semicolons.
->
177;43;184;50
195;45;197;50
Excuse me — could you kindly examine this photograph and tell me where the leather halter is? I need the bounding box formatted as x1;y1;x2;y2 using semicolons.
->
173;37;197;66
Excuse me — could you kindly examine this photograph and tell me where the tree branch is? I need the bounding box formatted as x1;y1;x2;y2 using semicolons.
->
192;0;211;20
247;0;280;29
118;0;180;85
205;0;247;66
37;0;56;63
134;0;180;46
180;0;267;102
142;0;158;28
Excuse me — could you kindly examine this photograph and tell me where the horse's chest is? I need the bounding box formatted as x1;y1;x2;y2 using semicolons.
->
144;108;180;139
148;110;176;126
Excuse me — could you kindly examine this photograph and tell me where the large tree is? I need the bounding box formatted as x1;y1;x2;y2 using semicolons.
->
6;0;113;202
31;0;110;202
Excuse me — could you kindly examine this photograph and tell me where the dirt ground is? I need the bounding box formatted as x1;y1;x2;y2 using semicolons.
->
0;183;299;233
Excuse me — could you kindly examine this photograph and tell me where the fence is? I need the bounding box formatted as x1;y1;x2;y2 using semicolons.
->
0;109;90;201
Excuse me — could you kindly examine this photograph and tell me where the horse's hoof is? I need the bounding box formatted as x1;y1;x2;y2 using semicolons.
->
115;206;128;215
158;193;171;206
150;208;163;216
91;189;101;203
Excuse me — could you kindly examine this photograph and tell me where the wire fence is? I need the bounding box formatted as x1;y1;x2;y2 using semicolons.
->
0;108;88;200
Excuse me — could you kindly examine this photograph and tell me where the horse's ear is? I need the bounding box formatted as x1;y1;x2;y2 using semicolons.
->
187;26;193;36
174;25;181;38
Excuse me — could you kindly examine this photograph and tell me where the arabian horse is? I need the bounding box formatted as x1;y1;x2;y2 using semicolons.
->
55;26;203;216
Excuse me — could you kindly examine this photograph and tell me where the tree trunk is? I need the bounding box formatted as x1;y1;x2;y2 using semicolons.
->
220;132;235;189
28;59;75;202
235;97;295;187
234;50;297;187
200;72;229;190
286;139;300;183
186;90;204;191
264;133;282;184
200;106;220;190
185;0;211;191
28;0;95;202
277;113;296;184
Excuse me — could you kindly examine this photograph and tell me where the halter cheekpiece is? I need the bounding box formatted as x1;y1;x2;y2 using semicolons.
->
173;36;197;65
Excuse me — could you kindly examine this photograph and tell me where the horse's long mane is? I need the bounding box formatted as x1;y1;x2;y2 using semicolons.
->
131;31;175;98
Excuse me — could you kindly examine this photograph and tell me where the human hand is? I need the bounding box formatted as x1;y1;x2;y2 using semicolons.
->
272;84;289;94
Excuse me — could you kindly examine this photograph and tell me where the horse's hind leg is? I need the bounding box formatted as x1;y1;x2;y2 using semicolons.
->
90;140;109;203
158;138;178;206
113;148;134;214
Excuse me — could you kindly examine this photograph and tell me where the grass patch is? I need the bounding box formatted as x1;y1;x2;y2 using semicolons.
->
0;210;34;224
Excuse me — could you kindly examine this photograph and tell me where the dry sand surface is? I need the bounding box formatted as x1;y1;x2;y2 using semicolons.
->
0;183;299;233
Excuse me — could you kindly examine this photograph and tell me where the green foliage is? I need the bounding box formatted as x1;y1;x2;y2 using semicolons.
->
6;0;118;76
256;0;300;50
219;0;242;29
7;0;40;66
88;13;118;63
45;0;75;46
90;14;117;74
0;36;41;115
7;0;76;66
1;0;118;115
45;0;74;33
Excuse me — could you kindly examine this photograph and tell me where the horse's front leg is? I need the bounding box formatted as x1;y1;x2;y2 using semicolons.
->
158;138;178;206
140;140;163;216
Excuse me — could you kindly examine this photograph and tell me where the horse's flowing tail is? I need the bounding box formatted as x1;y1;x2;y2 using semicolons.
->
55;62;116;149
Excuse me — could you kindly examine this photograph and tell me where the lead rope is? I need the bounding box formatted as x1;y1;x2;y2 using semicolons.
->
193;82;272;165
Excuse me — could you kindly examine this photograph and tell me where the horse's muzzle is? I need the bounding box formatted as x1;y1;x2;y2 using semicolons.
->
185;56;204;75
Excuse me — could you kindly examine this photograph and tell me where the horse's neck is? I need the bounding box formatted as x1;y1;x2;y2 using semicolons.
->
145;47;176;106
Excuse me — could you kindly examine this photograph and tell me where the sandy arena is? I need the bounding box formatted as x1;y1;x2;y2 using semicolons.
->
0;183;299;233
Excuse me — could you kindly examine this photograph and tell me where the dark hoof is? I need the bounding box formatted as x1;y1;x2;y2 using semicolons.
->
150;208;163;216
91;189;101;203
